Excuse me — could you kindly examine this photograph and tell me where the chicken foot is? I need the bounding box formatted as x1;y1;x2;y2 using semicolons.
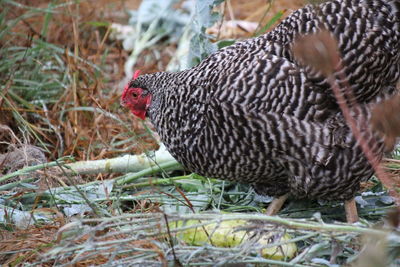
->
265;194;289;216
344;198;359;223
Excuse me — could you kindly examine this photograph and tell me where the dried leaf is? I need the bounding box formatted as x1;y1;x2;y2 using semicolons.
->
371;95;400;151
292;29;341;77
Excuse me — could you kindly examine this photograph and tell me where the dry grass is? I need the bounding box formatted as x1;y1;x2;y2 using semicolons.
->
1;0;159;162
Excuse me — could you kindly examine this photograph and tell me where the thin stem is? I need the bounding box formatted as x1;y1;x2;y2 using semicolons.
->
327;76;399;205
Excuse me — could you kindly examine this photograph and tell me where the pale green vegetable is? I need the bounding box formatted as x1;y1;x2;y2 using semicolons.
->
170;219;297;259
171;219;247;247
256;232;298;260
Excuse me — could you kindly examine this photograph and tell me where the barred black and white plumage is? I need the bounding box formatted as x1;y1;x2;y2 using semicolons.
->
121;0;400;203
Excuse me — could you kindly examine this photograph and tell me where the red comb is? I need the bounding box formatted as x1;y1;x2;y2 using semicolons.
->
121;70;141;100
133;70;140;79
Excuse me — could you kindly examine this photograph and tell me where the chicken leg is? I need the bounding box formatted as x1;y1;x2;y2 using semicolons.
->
266;195;359;223
266;194;289;216
344;198;358;223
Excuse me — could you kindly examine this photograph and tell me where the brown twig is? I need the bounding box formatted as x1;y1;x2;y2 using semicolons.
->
162;213;183;267
292;30;400;205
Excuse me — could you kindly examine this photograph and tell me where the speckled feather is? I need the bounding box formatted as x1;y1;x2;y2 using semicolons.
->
127;0;400;200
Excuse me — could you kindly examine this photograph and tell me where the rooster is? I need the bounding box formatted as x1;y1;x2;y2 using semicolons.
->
121;0;400;222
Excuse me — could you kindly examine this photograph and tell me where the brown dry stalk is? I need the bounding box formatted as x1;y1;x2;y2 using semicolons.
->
292;30;400;205
328;77;399;205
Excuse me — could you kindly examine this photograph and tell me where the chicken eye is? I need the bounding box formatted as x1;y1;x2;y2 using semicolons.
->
132;92;139;98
